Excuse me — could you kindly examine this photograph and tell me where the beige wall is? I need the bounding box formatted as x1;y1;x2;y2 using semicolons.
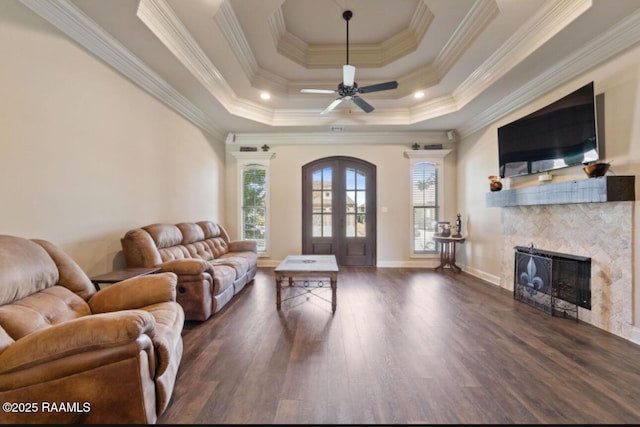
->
0;1;226;276
225;143;458;267
457;43;640;342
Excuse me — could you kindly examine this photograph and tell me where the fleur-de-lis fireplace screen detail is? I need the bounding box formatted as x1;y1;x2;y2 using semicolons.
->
514;245;591;319
515;250;553;314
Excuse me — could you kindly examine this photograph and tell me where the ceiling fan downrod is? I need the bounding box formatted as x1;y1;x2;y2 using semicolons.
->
343;10;352;65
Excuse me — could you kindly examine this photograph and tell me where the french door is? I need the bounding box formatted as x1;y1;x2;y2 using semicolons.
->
302;156;376;266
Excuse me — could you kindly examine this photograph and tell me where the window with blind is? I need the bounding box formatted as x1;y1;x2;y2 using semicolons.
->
241;164;267;253
412;161;438;253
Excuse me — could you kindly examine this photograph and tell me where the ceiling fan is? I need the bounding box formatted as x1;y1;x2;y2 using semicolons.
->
300;10;399;114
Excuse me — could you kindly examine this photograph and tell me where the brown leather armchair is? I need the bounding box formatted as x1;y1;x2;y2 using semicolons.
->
0;235;185;424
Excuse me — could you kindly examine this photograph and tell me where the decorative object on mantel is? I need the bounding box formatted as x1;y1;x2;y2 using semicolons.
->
583;161;611;178
239;146;258;152
412;143;420;150
424;144;443;150
489;175;502;191
538;173;553;183
261;144;270;152
453;213;462;238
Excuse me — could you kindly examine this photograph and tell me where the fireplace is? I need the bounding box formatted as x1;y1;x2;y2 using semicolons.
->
496;198;633;342
514;245;591;319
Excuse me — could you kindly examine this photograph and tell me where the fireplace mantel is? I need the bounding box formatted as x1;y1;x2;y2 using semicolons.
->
486;175;635;207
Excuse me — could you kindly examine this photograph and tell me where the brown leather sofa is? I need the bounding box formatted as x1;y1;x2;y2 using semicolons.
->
121;220;258;321
0;235;184;424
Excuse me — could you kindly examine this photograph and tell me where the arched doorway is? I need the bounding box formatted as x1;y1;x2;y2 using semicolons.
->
302;156;376;266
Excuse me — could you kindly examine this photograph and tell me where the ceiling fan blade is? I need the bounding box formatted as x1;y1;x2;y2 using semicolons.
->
357;80;398;94
352;96;375;113
343;64;356;87
301;88;337;94
321;98;344;115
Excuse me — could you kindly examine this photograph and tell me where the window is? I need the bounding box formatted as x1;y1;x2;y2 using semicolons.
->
406;150;451;255
412;162;438;253
241;165;266;252
232;152;274;255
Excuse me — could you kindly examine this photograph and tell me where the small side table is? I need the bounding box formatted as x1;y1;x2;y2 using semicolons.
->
432;236;466;273
90;267;160;291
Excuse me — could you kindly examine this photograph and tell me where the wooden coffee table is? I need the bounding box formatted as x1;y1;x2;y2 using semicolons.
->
274;255;339;313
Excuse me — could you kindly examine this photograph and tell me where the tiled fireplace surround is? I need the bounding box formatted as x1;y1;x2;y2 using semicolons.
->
499;201;633;340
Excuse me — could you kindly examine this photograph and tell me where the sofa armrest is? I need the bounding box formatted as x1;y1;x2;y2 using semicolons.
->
0;311;155;375
228;239;257;253
158;258;215;275
89;272;178;313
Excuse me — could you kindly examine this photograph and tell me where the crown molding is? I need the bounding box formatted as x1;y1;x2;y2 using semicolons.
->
458;6;640;138
265;0;495;96
214;0;258;79
454;0;592;107
272;2;432;70
409;95;460;122
404;149;453;159
227;131;450;146
18;0;225;140
136;0;236;105
230;152;276;161
21;0;640;139
216;2;290;94
434;0;499;76
136;0;279;126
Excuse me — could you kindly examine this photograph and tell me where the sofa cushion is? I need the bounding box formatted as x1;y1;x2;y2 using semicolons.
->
0;235;59;305
198;221;223;239
0;286;90;340
211;265;236;295
177;222;205;244
144;224;183;249
213;255;250;279
120;229;163;267
198;221;229;257
221;250;258;268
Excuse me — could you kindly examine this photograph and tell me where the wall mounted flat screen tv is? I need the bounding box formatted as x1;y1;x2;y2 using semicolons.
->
498;82;599;179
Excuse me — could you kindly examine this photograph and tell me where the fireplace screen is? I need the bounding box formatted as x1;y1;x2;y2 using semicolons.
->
514;246;590;319
514;251;553;315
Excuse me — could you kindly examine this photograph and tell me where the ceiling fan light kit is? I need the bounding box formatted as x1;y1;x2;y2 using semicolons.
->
300;10;398;114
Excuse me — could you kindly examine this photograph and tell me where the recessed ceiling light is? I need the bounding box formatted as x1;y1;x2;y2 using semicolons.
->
413;91;424;99
260;92;271;100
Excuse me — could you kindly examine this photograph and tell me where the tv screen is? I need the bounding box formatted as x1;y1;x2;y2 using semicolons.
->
498;82;598;178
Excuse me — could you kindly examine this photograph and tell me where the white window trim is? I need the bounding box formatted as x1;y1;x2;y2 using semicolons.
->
231;152;275;257
405;149;452;258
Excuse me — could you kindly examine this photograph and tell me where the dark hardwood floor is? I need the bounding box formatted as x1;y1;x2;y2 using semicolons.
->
158;267;640;424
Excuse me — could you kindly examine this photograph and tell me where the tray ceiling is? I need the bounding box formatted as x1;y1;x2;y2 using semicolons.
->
18;0;640;141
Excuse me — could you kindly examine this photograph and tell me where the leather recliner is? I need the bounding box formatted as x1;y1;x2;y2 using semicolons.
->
0;235;185;424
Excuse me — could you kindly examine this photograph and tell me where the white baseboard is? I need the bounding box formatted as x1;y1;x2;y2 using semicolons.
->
462;265;501;288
